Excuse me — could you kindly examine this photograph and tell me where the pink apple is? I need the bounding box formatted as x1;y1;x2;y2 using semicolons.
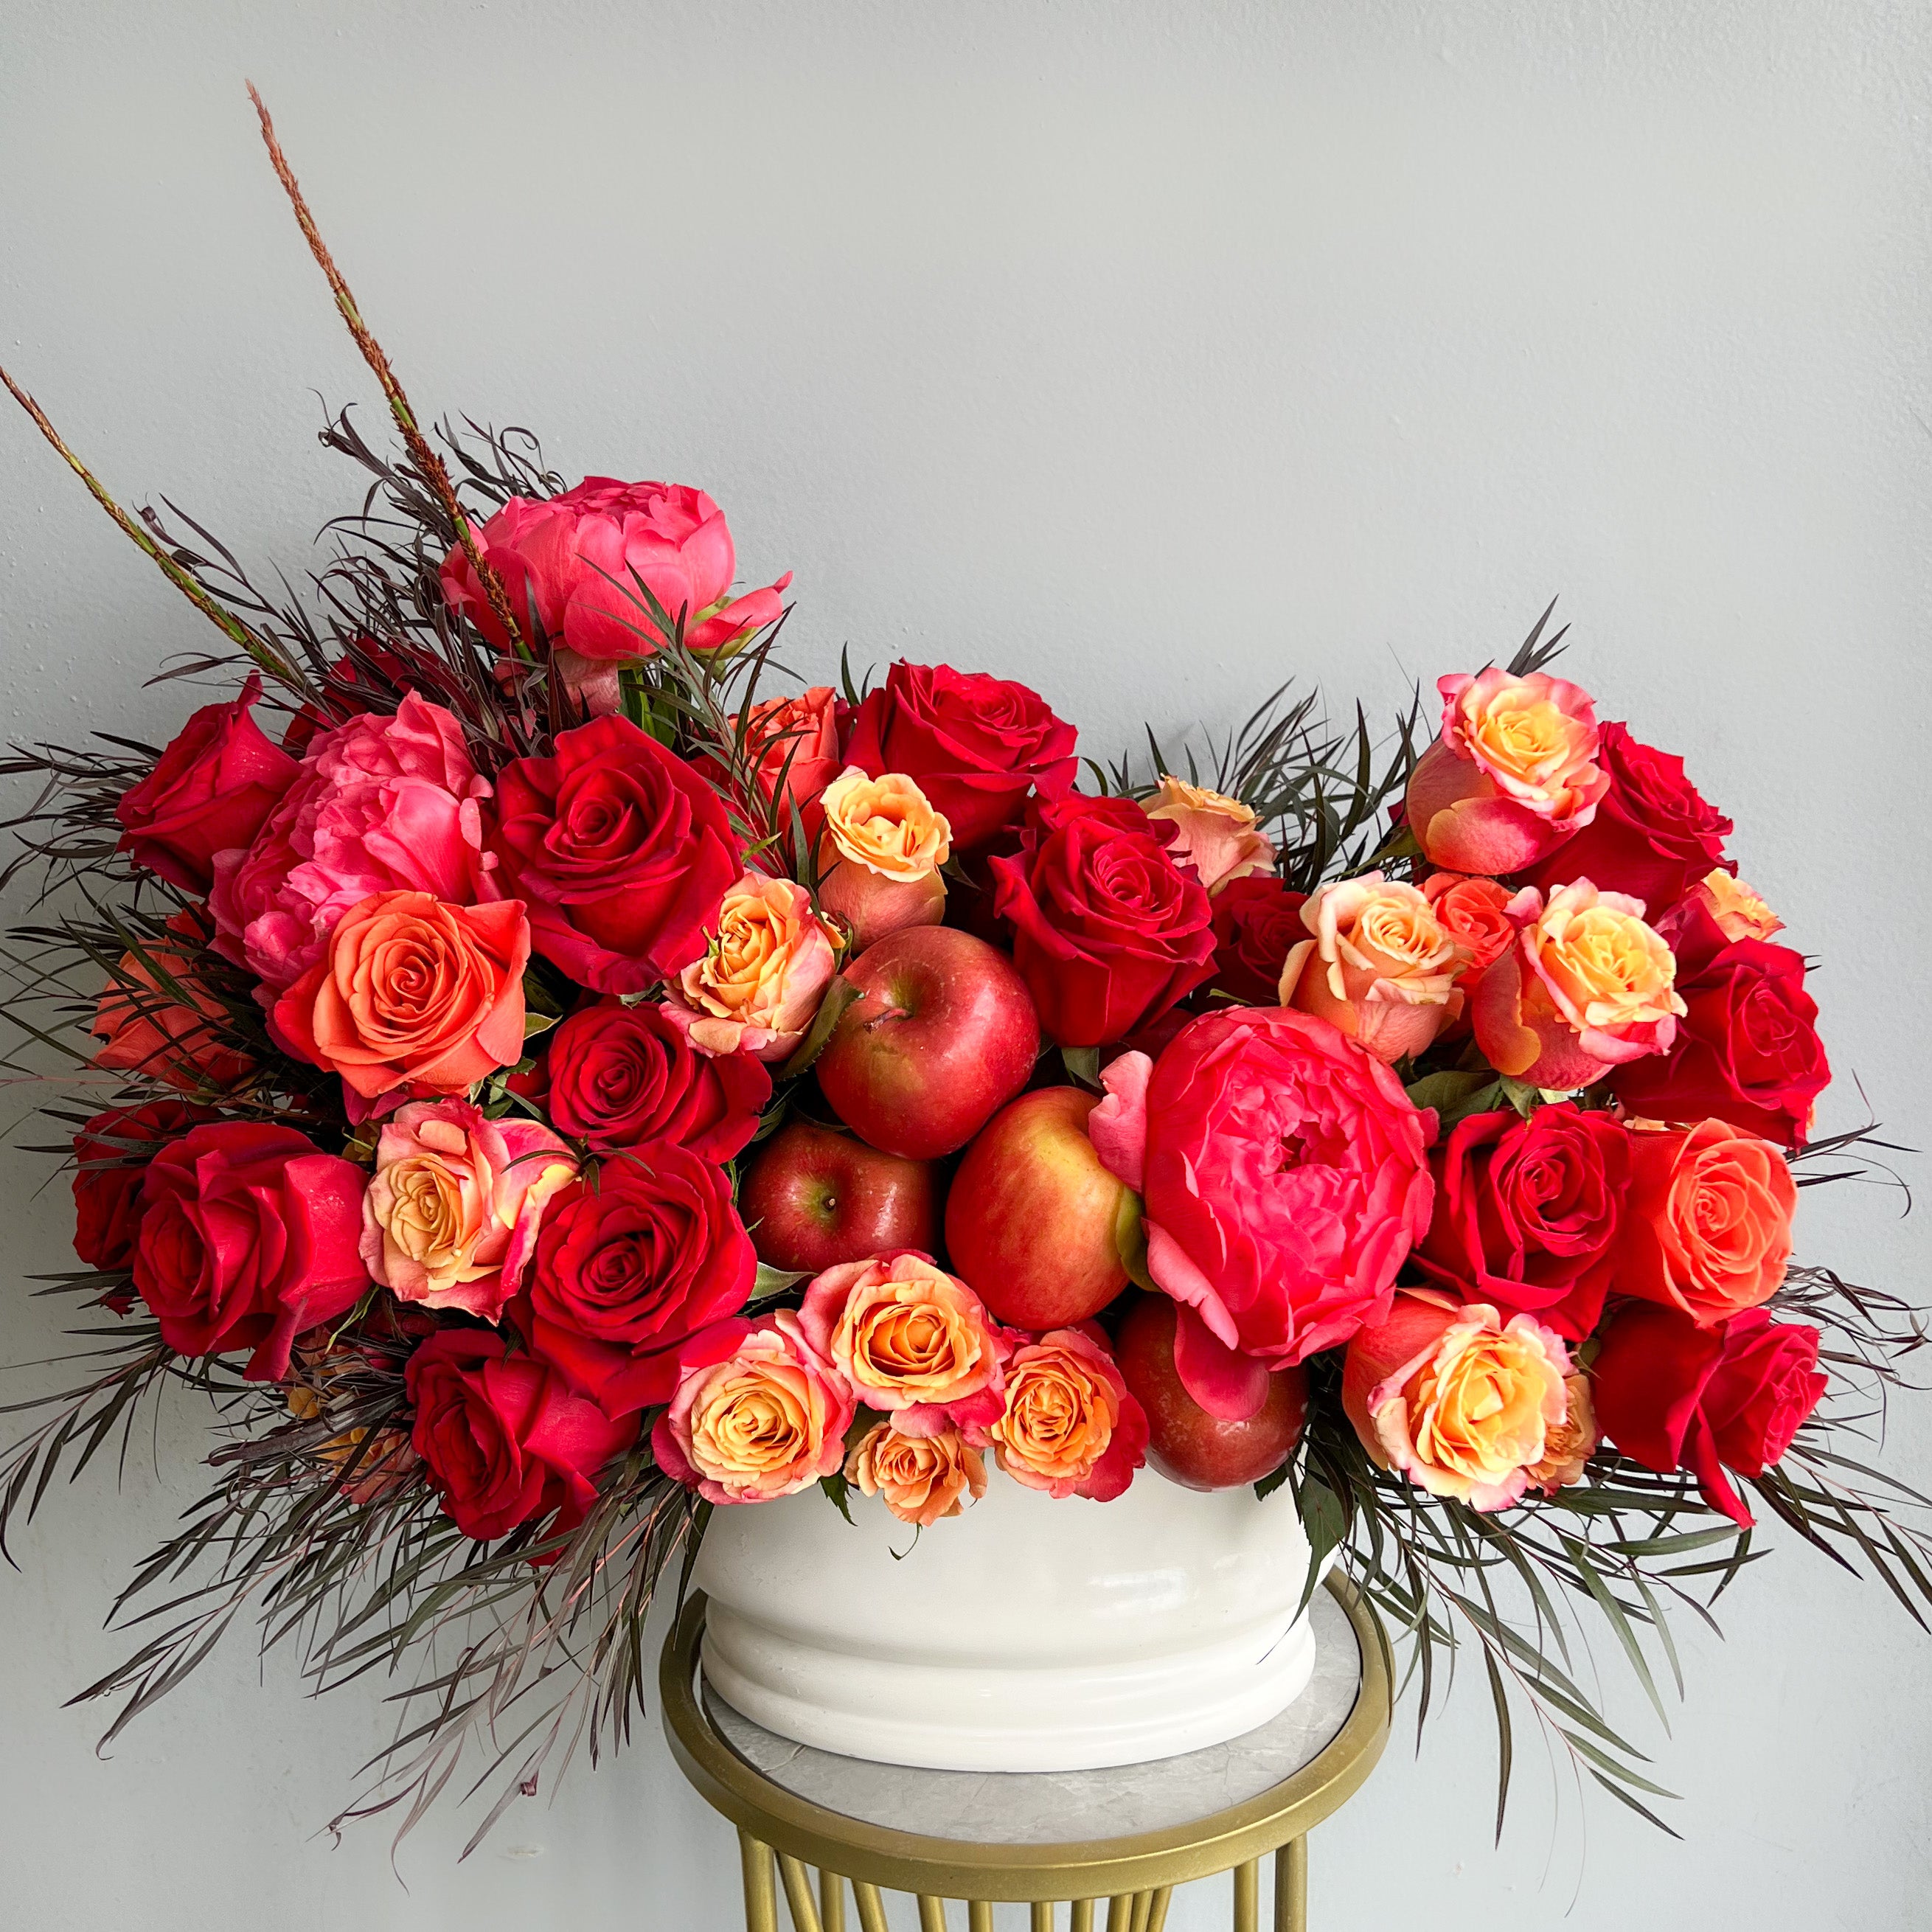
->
1114;1295;1307;1491
816;925;1040;1161
816;857;946;954
945;1086;1133;1330
739;1119;938;1274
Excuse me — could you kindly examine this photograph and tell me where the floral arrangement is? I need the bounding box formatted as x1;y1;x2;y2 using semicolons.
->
1;96;1922;1850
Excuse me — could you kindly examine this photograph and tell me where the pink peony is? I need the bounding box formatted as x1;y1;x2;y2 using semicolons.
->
1094;1008;1435;1368
210;694;494;992
359;1099;577;1321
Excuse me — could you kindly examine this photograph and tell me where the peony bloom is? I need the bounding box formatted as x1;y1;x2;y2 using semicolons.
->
652;1311;856;1506
843;661;1080;849
1523;1373;1599;1495
132;1120;371;1382
1612;1117;1796;1327
666;872;840;1061
799;1253;1008;1434
1688;869;1783;943
1094;1009;1435;1367
1592;1301;1825;1526
733;685;845;818
847;1420;988;1527
544;998;771;1159
1341;1294;1571;1511
1473;880;1683;1091
114;673;299;894
1420;872;1516;1018
209;694;494;993
1208;875;1310;1004
359;1099;577;1321
274;890;529;1108
492;715;743;995
439;476;791;662
982;1324;1148;1501
1142;776;1275;895
1404;669;1608;875
1279;872;1469;1064
407;1330;639;1544
92;934;254;1094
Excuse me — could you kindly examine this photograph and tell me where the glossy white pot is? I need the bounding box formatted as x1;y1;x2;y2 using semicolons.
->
692;1468;1317;1772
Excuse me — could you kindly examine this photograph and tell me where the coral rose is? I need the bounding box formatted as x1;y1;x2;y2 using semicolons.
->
1097;1009;1434;1367
651;1311;856;1506
520;1145;756;1417
1519;722;1732;915
799;1253;1008;1434
406;1329;639;1544
665;872;839;1061
1612;1116;1796;1327
439;476;790;661
844;661;1079;849
544;999;770;1159
1280;872;1468;1064
847;1420;988;1527
274;890;529;1107
1610;897;1827;1150
733;684;845;819
491;715;743;995
93;932;254;1094
983;1325;1148;1501
1420;872;1515;1018
990;794;1216;1049
1416;1102;1630;1341
209;694;495;992
1207;875;1310;1004
72;1100;209;1277
1404;669;1608;875
1591;1300;1825;1526
1473;881;1682;1091
114;673;299;894
1142;776;1275;895
133;1120;370;1382
359;1099;577;1321
1341;1294;1570;1511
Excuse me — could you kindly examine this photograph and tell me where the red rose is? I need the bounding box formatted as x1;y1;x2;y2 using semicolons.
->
844;661;1078;849
132;1121;371;1381
406;1330;639;1543
990;795;1215;1047
492;715;742;993
1520;722;1731;915
114;673;300;894
1591;1300;1826;1526
72;1101;208;1276
1415;1103;1630;1341
1609;898;1828;1149
545;1000;771;1158
518;1145;756;1417
1209;875;1309;1004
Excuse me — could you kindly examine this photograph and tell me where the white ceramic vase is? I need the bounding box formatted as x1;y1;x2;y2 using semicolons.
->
692;1467;1318;1773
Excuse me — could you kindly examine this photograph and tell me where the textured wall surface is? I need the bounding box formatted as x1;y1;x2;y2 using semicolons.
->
1;4;1928;1928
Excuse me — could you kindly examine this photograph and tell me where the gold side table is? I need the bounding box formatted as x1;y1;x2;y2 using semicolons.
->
659;1571;1390;1932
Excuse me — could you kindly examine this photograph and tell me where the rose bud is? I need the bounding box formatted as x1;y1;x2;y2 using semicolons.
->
813;766;951;951
1404;669;1609;875
1686;869;1783;942
1420;872;1515;1024
1279;872;1470;1064
664;871;841;1062
1472;880;1683;1091
1142;776;1275;895
846;1420;988;1528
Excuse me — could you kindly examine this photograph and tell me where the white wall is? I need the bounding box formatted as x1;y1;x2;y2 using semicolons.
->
2;4;1928;1928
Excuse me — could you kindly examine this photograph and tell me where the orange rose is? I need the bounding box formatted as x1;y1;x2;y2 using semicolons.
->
983;1325;1147;1501
92;939;253;1093
1524;1373;1599;1494
1689;869;1784;942
734;684;844;815
819;767;952;881
666;871;839;1061
273;889;530;1104
1342;1294;1569;1510
1614;1116;1796;1327
1279;872;1468;1063
1420;872;1515;973
846;1420;987;1527
1143;776;1275;895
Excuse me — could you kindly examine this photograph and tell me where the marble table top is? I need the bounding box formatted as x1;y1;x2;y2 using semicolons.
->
701;1587;1363;1845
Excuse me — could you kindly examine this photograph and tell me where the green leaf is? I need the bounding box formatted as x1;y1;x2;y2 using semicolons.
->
1253;1464;1291;1503
1061;1044;1102;1090
776;976;859;1082
819;1473;855;1524
1113;1190;1155;1293
1498;1076;1543;1118
1293;1475;1349;1614
748;1262;811;1304
1403;1069;1491;1116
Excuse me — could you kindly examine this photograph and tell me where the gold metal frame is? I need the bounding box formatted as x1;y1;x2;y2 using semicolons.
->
660;1572;1391;1929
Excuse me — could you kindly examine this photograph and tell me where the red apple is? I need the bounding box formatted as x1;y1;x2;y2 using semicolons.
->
945;1086;1133;1329
738;1119;938;1274
1114;1295;1307;1490
816;855;946;953
816;925;1040;1160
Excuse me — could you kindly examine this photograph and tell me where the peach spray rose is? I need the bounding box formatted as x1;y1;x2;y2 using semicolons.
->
666;872;840;1061
1143;776;1275;895
846;1420;987;1527
982;1324;1148;1501
814;767;951;949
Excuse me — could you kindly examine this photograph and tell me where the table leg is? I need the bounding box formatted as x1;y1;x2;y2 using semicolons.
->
1032;1906;1055;1932
1106;1896;1135;1931
738;1830;779;1932
969;1904;995;1932
918;1896;950;1932
1145;1888;1172;1932
1233;1859;1259;1932
1071;1902;1095;1932
779;1853;824;1932
819;1869;846;1932
852;1880;891;1932
1273;1838;1307;1932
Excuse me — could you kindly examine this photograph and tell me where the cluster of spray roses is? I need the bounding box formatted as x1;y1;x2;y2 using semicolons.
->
74;470;1831;1548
